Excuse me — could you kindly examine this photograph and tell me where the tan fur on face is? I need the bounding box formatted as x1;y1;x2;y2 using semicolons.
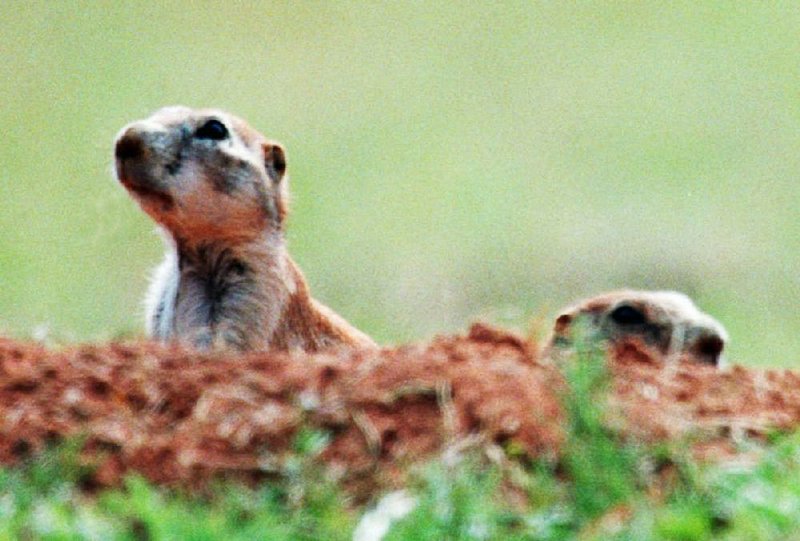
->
544;290;729;367
115;106;374;353
114;106;288;243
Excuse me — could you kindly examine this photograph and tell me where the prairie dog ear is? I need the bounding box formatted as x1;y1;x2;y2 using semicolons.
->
554;313;573;335
263;141;286;183
547;312;574;348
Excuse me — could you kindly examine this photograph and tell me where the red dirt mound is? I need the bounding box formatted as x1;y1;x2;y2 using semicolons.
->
0;325;798;492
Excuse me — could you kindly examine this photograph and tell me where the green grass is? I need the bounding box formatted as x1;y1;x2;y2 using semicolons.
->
6;436;799;540
0;433;357;541
1;349;798;540
559;339;641;523
3;3;800;365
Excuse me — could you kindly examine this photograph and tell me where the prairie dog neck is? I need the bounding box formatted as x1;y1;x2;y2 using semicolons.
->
165;232;294;351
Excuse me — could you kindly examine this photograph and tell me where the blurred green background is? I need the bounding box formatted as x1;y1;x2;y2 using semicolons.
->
1;2;799;366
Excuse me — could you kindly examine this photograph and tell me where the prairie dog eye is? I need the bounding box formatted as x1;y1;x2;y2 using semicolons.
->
609;304;646;325
195;119;229;140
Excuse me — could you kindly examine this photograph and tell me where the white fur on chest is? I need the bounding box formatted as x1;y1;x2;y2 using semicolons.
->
143;230;295;348
144;249;179;340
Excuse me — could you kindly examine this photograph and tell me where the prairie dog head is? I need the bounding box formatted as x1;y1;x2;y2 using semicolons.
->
114;106;287;243
545;290;729;367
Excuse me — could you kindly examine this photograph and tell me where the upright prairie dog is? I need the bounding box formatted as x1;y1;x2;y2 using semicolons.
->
544;290;728;366
114;106;375;352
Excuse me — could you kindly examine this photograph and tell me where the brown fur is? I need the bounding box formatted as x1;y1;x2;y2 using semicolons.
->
270;259;375;352
544;290;729;367
114;106;375;352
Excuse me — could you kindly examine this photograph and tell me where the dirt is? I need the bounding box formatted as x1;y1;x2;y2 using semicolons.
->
0;323;798;494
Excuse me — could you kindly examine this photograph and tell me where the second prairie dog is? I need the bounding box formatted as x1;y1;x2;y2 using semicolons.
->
114;106;375;352
544;290;728;367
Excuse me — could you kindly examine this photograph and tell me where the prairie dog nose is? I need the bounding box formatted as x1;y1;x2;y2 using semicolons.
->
115;129;145;161
684;325;727;366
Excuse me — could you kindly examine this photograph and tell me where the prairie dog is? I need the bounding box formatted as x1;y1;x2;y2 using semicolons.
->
544;290;728;366
114;106;375;352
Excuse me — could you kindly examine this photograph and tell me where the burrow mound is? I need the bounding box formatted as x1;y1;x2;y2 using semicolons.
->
0;324;799;493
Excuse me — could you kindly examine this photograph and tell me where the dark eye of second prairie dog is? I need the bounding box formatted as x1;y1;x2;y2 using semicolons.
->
609;305;647;326
194;119;229;141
